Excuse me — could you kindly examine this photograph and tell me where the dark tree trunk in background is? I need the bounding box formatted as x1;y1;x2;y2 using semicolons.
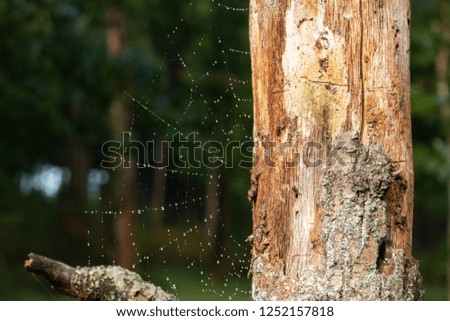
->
149;138;167;227
115;157;138;269
58;93;90;243
106;8;136;270
248;0;423;300
204;170;220;264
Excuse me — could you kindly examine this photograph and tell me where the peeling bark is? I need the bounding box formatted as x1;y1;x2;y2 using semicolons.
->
251;132;423;300
249;0;422;300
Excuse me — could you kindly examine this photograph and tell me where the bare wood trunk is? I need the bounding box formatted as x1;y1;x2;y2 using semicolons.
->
249;0;423;300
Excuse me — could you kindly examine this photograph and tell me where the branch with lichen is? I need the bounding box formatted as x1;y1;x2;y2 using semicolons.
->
24;253;175;301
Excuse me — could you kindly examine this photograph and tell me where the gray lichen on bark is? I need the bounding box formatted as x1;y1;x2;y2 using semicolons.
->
72;265;176;301
251;131;423;300
24;253;175;300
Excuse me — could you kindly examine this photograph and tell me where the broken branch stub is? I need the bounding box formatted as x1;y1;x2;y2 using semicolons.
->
24;253;175;301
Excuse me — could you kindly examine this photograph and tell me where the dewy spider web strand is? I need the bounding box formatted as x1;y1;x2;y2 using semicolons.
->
84;0;253;300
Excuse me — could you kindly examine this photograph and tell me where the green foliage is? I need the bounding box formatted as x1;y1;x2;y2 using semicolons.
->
0;0;252;299
410;0;449;299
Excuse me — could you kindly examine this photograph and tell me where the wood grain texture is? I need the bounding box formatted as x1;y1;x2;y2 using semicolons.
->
249;0;421;300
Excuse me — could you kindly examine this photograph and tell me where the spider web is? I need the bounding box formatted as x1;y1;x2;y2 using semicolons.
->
85;0;253;300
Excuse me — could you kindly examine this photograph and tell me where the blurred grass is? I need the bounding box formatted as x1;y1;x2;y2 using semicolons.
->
145;266;251;300
423;284;447;301
0;266;73;300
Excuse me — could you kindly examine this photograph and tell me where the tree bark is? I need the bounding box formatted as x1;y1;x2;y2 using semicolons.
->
24;253;175;300
249;0;423;300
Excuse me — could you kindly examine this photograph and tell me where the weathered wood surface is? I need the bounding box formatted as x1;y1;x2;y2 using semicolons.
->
25;253;175;301
249;0;422;300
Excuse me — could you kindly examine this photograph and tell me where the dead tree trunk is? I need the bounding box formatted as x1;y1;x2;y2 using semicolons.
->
248;0;423;300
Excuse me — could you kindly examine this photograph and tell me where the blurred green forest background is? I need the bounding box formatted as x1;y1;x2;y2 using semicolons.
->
0;0;449;300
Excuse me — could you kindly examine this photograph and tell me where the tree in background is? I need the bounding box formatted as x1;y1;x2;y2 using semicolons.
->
433;0;449;300
410;0;449;299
